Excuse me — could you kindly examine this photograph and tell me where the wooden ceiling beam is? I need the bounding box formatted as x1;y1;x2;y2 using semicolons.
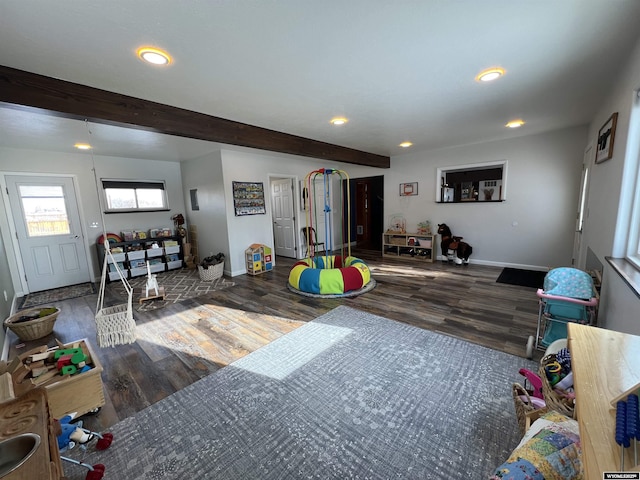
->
0;65;390;168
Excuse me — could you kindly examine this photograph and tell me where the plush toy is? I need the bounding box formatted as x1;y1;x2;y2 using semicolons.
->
56;415;93;452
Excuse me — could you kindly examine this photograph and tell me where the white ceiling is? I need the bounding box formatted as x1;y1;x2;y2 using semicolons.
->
1;1;640;162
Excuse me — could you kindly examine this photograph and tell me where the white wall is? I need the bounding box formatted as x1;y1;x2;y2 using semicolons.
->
180;151;230;273
599;263;640;335
0;229;13;348
182;127;589;275
207;148;382;275
0;126;595;290
0;147;186;293
387;126;588;268
582;35;640;335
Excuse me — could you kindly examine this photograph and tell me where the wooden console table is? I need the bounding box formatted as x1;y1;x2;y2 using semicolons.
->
569;322;640;479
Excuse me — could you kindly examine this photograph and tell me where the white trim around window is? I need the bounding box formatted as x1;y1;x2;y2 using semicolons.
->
101;179;169;213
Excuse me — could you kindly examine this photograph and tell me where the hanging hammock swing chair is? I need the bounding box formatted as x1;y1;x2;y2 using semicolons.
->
94;244;136;347
88;119;136;347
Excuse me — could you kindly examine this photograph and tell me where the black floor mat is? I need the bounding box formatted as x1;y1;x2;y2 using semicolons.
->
496;267;547;288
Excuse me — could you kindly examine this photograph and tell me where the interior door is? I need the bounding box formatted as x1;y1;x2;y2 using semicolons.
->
271;178;296;258
345;176;384;252
6;175;90;292
306;177;331;251
355;180;372;248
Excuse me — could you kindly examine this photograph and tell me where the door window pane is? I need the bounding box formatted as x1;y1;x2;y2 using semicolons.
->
19;185;71;237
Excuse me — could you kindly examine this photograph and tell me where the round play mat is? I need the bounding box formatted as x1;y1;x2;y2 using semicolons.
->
288;255;374;297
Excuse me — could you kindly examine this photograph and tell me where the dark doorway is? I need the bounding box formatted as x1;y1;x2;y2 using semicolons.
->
343;175;384;251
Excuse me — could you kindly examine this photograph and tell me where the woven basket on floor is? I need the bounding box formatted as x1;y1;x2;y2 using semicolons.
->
512;382;537;434
198;262;224;282
4;306;60;341
539;354;575;418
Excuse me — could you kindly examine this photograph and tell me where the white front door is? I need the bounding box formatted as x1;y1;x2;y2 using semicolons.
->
271;178;296;258
6;175;90;293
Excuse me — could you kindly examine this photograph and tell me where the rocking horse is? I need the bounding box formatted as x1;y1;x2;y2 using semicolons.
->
437;223;473;265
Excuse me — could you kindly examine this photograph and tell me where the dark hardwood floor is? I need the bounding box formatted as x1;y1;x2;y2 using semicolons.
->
6;250;543;433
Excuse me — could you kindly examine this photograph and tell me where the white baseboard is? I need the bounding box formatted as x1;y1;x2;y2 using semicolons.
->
435;255;549;271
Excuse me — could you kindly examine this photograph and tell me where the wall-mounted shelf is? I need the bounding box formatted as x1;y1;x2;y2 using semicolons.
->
436;200;505;204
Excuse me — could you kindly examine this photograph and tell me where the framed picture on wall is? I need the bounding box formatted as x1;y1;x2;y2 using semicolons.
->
232;181;266;216
595;112;618;164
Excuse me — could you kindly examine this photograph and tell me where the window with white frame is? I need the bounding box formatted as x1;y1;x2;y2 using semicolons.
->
102;179;168;212
624;90;640;268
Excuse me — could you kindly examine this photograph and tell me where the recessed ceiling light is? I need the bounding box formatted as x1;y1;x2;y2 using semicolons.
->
74;143;92;150
137;46;172;65
330;117;348;126
476;67;505;82
399;142;413;148
505;119;525;128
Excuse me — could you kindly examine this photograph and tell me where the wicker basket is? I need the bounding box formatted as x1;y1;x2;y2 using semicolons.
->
198;262;224;282
539;355;575;418
512;382;538;434
4;306;60;341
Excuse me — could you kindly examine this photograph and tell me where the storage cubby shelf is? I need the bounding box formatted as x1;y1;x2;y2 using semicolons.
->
97;235;184;282
382;232;434;262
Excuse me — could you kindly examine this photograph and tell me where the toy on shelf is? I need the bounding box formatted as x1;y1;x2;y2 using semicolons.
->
417;220;432;235
171;213;187;242
387;214;406;234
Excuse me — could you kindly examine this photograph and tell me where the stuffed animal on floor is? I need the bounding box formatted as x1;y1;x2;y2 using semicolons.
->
56;414;93;452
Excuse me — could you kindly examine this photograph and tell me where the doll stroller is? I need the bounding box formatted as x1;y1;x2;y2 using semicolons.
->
57;416;114;480
525;267;598;359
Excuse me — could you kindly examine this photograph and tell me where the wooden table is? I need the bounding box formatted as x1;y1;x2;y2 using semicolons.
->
569;322;640;479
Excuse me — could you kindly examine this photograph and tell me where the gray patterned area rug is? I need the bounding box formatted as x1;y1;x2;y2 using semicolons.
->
18;282;95;309
107;268;235;311
64;306;535;479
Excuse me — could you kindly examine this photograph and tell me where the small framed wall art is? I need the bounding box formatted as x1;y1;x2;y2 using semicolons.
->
595;112;618;164
232;181;266;216
400;182;418;196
